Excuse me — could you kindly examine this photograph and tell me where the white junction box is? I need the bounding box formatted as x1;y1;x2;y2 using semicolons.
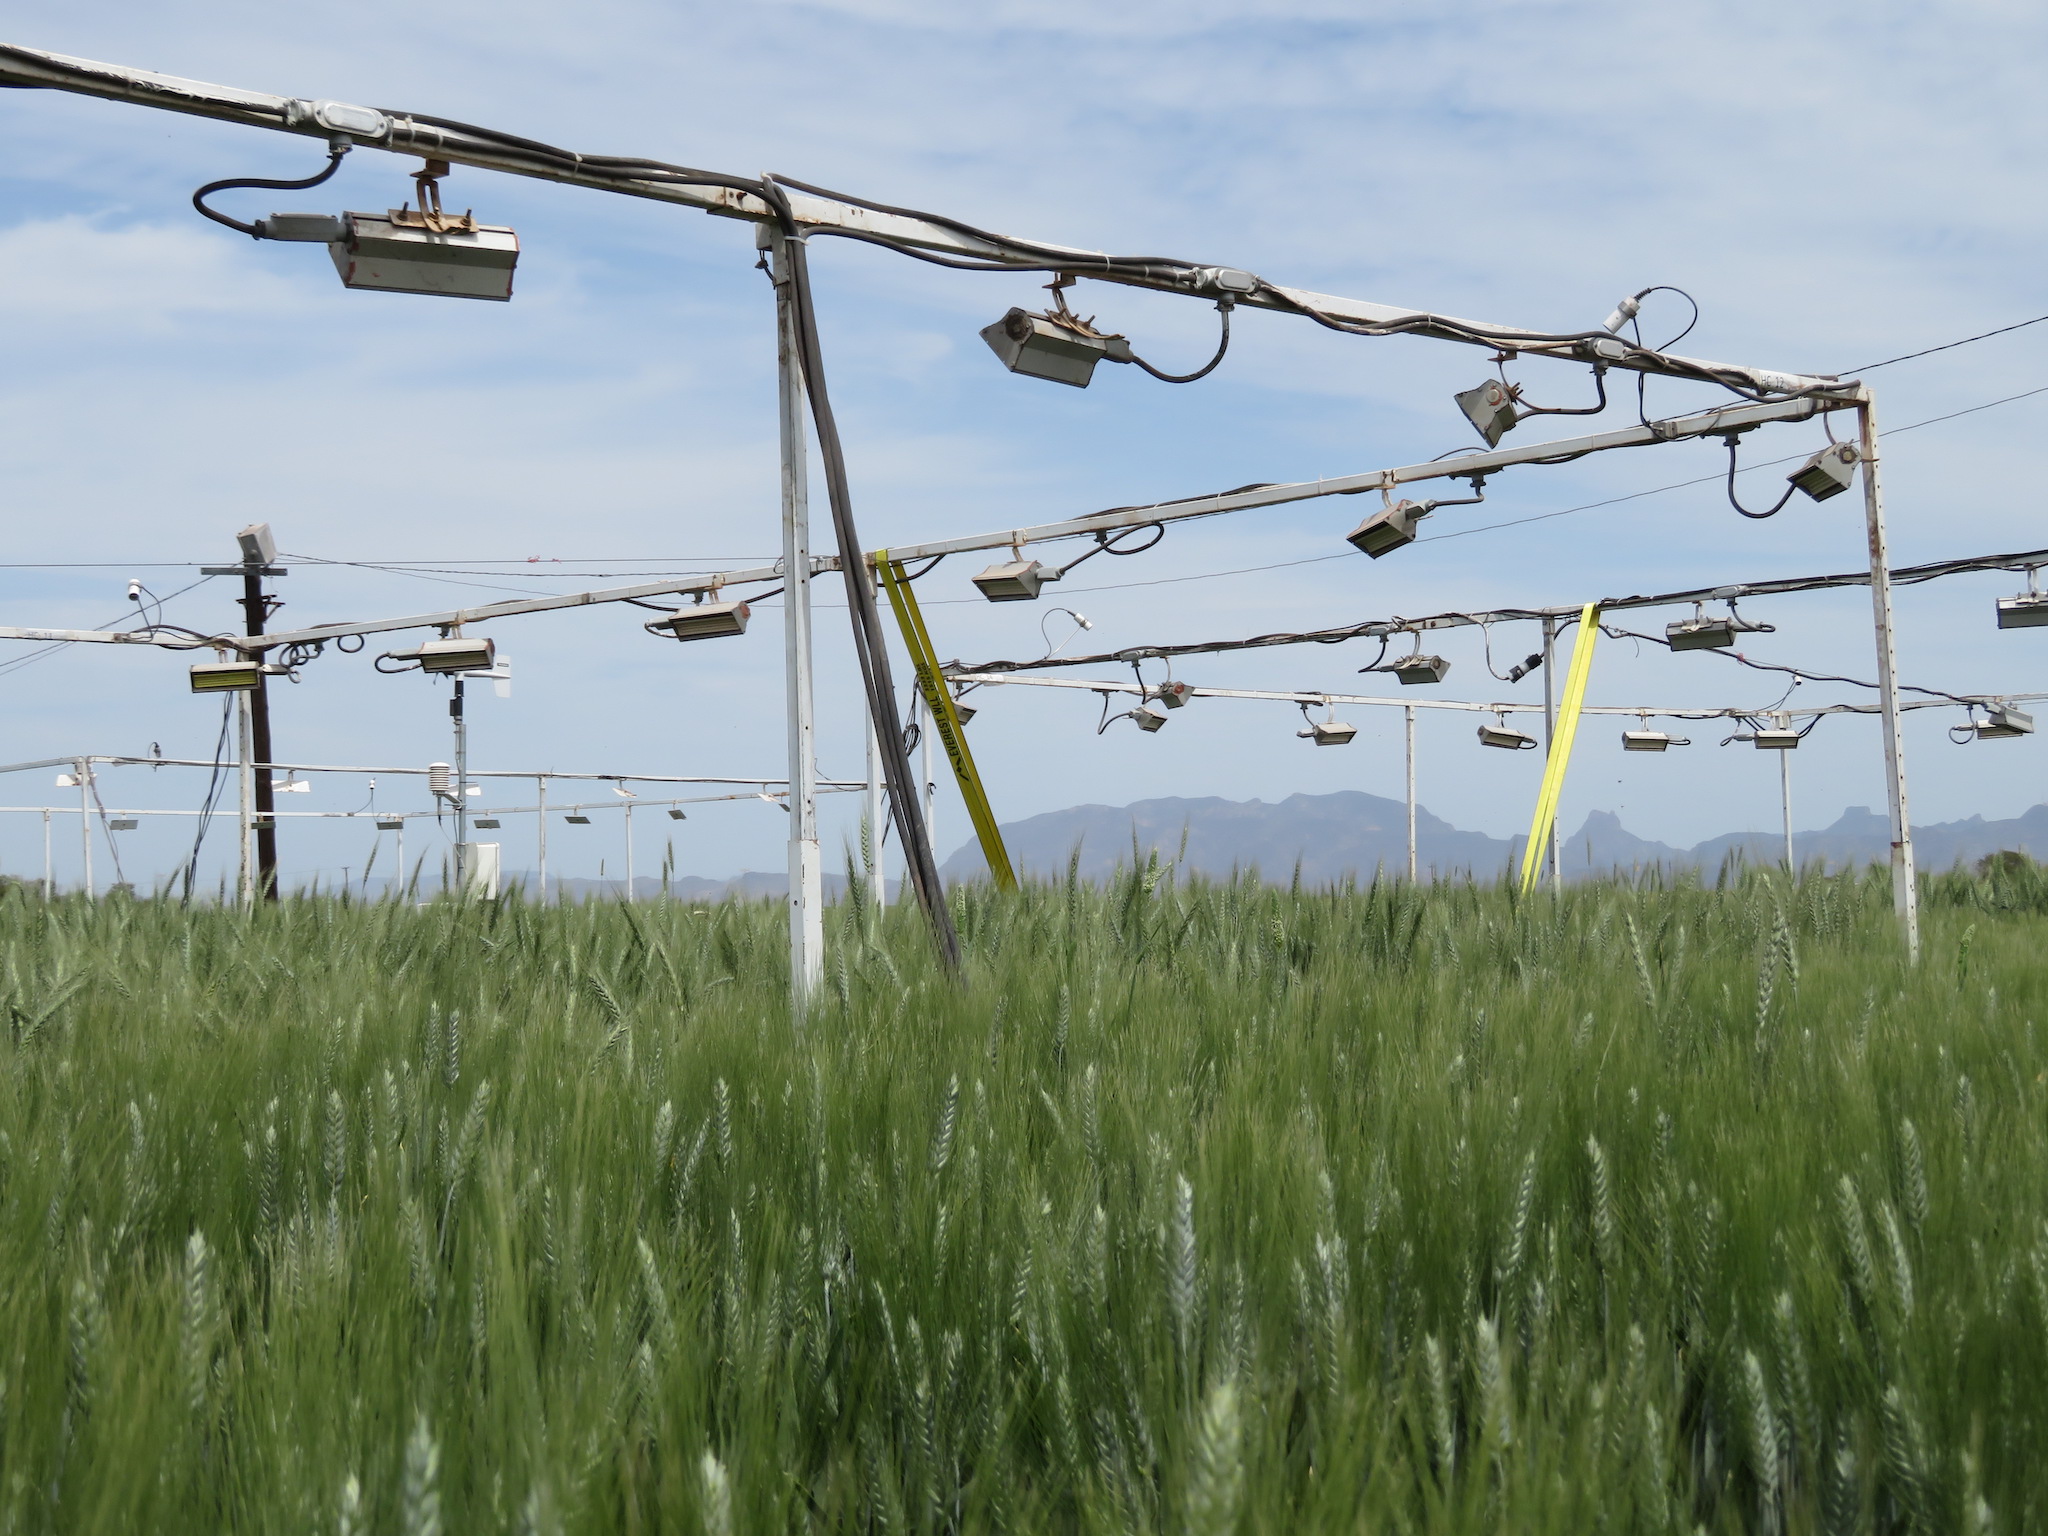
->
454;841;501;898
331;212;519;301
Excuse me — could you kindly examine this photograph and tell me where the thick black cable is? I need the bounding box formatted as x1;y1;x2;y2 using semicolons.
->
758;184;960;969
1128;305;1232;384
1722;435;1796;519
192;147;348;237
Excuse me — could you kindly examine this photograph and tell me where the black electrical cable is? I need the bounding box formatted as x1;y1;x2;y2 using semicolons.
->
179;697;235;902
1601;622;1977;704
1722;435;1797;520
1843;314;2048;374
757;183;960;970
1128;304;1233;384
192;146;349;237
1511;367;1608;419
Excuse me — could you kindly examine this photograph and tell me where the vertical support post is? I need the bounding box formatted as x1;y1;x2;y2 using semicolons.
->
919;693;936;852
76;760;91;898
769;227;824;1007
537;777;548;901
42;808;52;899
452;678;469;850
239;560;279;899
1858;397;1919;960
1780;748;1795;874
1405;704;1417;882
865;710;886;906
235;695;254;908
624;802;635;901
1541;616;1561;889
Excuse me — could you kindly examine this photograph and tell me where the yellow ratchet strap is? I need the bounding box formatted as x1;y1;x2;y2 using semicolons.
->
875;552;1018;890
1518;603;1602;895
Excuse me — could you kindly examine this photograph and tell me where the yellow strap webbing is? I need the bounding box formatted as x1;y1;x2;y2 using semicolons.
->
1519;603;1602;895
875;553;1018;890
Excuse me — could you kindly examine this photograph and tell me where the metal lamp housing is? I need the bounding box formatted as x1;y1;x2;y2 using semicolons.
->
329;212;519;302
979;308;1132;388
1304;721;1357;746
972;560;1055;602
1996;594;2048;629
1622;730;1684;752
1787;442;1859;502
1391;655;1451;686
190;660;261;693
1455;379;1517;447
657;601;751;642
418;637;496;674
1346;500;1427;558
1975;705;2035;740
1667;617;1737;651
1151;680;1193;710
1478;723;1537;750
1132;706;1168;733
1753;729;1801;750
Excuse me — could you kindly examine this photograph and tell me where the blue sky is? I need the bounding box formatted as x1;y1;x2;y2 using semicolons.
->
0;1;2043;890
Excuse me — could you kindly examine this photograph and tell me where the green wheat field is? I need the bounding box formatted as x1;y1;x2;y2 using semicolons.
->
0;862;2042;1533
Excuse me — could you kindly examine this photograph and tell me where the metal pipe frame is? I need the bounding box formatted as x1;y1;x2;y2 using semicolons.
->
953;540;2048;675
0;42;1839;396
0;398;1856;660
945;673;2045;722
0;754;861;785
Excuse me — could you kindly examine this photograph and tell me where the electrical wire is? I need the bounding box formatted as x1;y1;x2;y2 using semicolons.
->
1599;622;1978;704
1844;314;2048;374
192;145;349;237
1721;433;1797;520
178;697;234;901
1128;304;1233;384
0;574;218;681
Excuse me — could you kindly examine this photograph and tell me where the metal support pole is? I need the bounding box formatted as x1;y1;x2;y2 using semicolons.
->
1540;617;1560;888
451;678;469;850
865;709;886;906
1405;704;1417;882
919;692;936;852
624;801;635;901
1858;398;1919;959
76;760;91;898
235;695;254;908
1780;747;1795;875
770;229;824;1006
239;559;279;898
42;808;52;899
537;776;548;901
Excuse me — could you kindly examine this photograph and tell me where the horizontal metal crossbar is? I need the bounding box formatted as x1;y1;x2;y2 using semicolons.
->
951;545;2048;675
947;673;2046;721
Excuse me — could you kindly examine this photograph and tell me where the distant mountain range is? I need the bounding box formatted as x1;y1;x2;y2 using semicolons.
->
933;790;2048;885
483;792;2048;899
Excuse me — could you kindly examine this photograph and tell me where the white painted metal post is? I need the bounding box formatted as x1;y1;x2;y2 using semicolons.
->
235;694;255;908
537;776;548;901
1405;704;1417;881
42;808;52;898
1857;398;1919;959
1540;618;1561;889
75;760;91;898
1780;747;1795;874
769;228;824;1005
865;710;886;907
624;801;635;901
